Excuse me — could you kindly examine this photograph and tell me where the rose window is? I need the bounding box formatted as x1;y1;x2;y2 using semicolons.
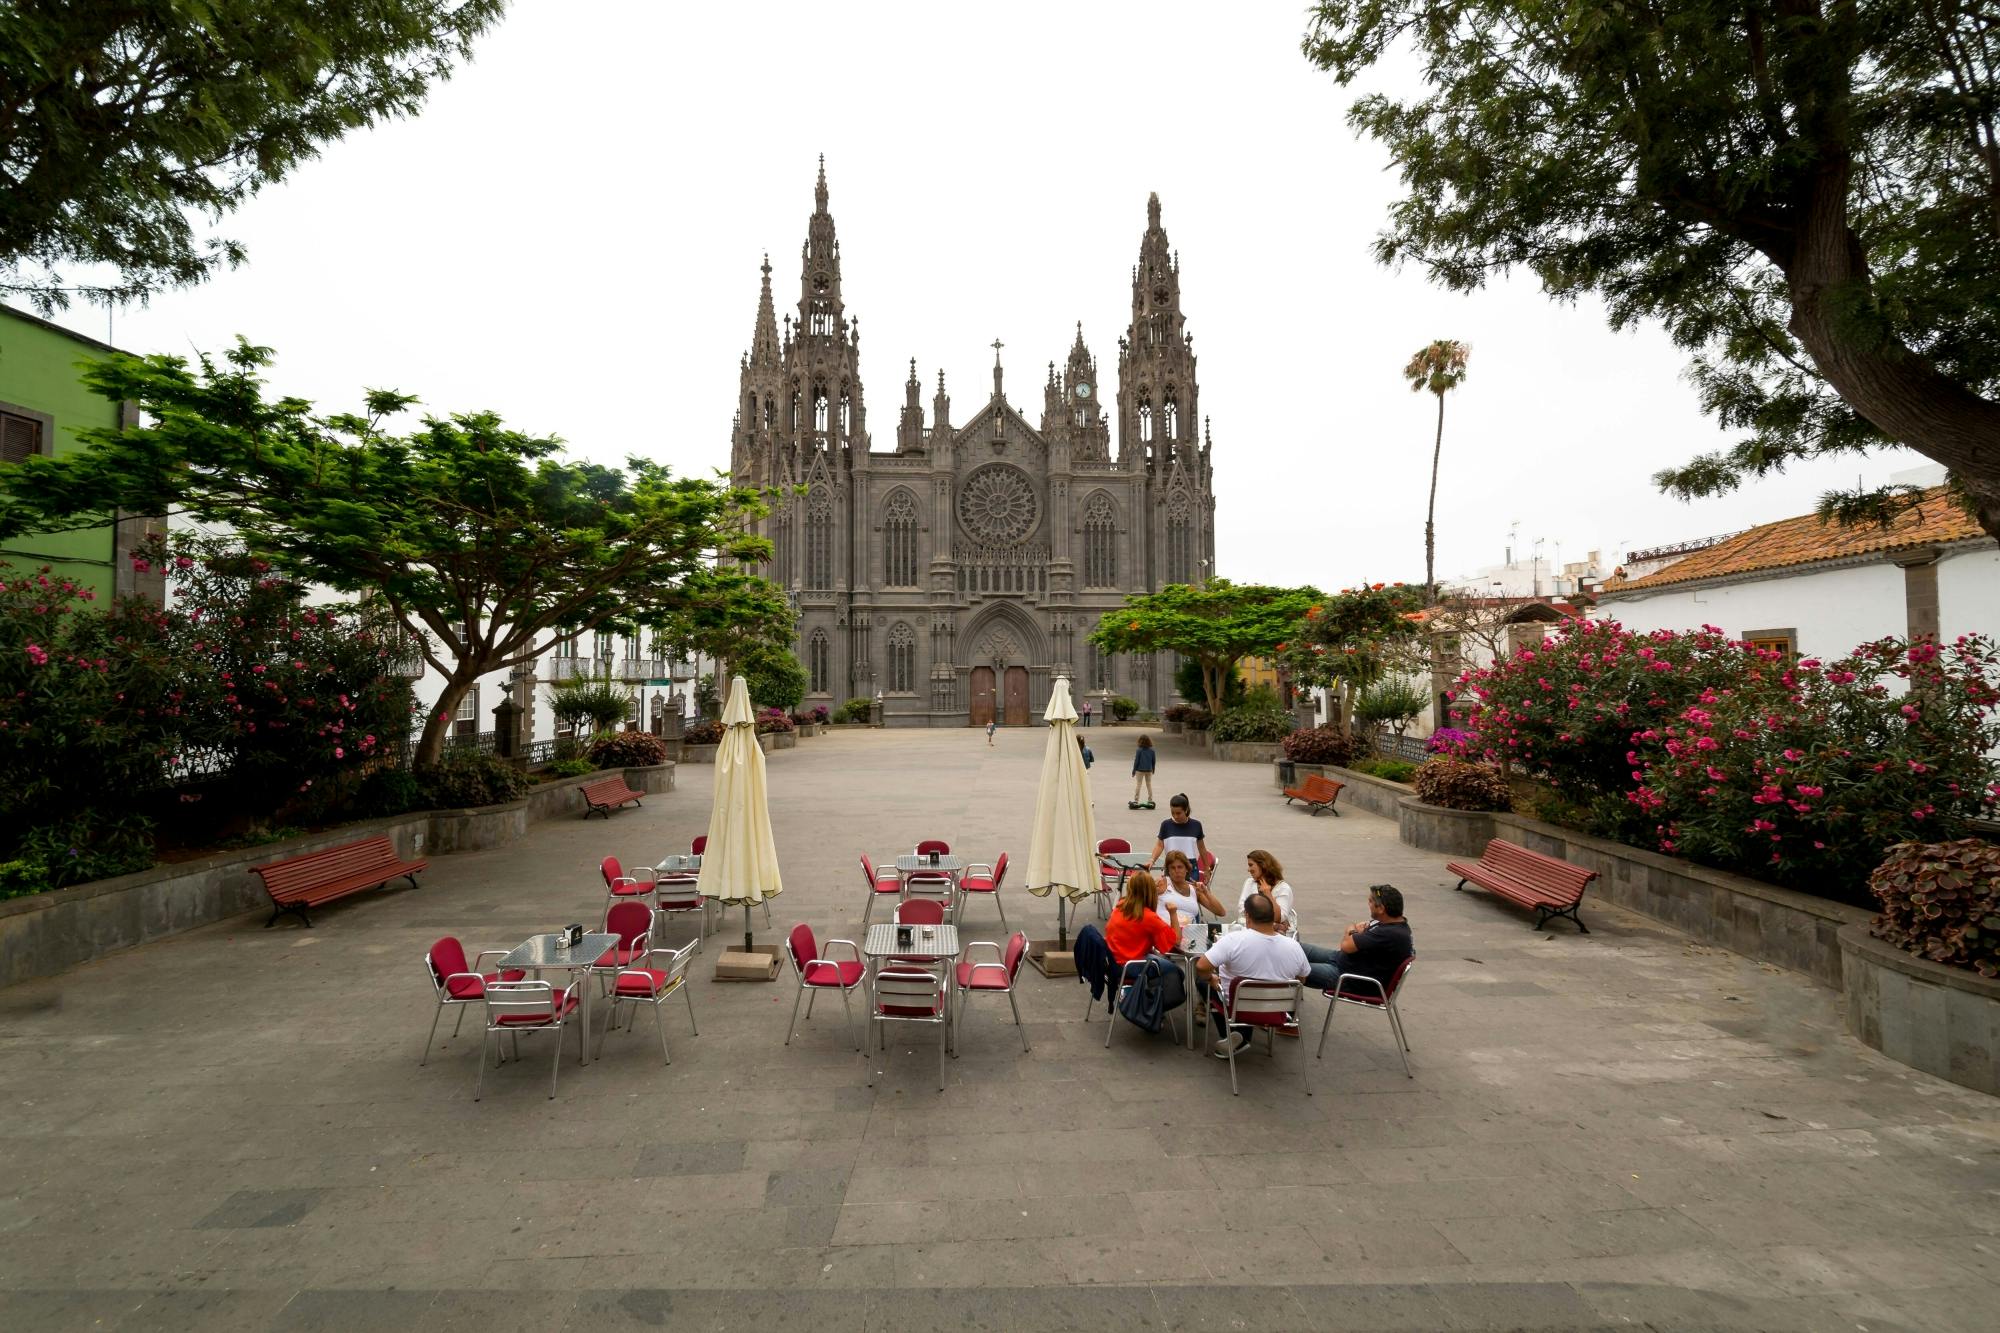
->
957;465;1039;544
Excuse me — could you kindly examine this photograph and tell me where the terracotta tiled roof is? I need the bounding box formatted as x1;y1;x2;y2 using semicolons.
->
1604;488;1988;593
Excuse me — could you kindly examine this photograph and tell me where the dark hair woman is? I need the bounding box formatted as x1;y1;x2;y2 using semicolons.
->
1146;794;1208;882
1105;870;1179;967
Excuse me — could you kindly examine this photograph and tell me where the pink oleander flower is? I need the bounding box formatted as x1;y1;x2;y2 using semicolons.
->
24;643;48;666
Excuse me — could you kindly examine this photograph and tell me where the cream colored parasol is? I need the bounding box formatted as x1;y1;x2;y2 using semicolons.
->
696;675;782;951
1025;676;1098;944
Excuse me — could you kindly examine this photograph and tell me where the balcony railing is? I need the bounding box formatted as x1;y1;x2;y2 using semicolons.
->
545;655;666;683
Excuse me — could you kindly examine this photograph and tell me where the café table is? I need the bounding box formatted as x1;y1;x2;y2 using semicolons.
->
496;932;619;1065
1062;850;1150;943
862;922;960;1051
650;853;706;928
893;853;964;878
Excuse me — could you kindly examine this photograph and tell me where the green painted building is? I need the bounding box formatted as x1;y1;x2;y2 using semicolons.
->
0;304;164;602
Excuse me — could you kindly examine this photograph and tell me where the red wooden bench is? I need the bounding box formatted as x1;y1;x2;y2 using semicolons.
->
1282;774;1344;817
251;835;428;928
1446;838;1596;933
581;775;644;819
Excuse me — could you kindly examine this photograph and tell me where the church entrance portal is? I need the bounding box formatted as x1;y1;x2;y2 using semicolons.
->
969;668;995;726
1003;667;1029;726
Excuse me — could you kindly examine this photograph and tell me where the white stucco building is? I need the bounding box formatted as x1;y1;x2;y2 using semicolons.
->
1595;486;1998;661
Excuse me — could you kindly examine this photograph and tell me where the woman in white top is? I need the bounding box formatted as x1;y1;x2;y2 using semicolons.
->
1157;849;1228;925
1240;849;1298;937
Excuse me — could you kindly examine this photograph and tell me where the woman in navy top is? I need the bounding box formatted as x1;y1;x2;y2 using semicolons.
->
1145;794;1209;881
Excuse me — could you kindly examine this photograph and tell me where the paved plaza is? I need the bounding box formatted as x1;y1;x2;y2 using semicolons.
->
3;728;1999;1331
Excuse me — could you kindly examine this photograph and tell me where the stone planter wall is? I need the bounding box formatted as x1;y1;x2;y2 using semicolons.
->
1211;740;1284;764
1322;765;1414;819
680;744;718;764
1393;796;1867;989
796;723;823;738
767;731;797;750
1840;924;2000;1096
826;721;878;731
0;763;672;991
1183;730;1212;750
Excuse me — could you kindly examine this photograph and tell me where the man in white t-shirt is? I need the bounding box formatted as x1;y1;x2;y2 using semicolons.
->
1196;892;1309;1058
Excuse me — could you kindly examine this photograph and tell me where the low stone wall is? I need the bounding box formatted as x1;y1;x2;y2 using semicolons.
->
1840;924;2000;1096
769;731;797;750
1212;740;1282;764
681;744;718;764
1183;730;1212;750
1393;796;1867;988
1324;765;1414;819
0;763;673;991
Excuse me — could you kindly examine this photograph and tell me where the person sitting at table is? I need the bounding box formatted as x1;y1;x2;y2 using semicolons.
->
1195;892;1310;1057
1239;849;1298;938
1104;871;1181;968
1144;794;1209;881
1158;850;1226;925
1301;883;1412;994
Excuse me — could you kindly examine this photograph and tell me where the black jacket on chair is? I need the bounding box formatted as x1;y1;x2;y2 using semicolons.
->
1072;923;1117;1002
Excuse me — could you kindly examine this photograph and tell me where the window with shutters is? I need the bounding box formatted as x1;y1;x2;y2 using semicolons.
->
886;622;915;693
454;686;480;741
1743;629;1797;660
1;410;46;465
1082;492;1117;588
807;630;830;694
883;490;919;587
805;487;833;590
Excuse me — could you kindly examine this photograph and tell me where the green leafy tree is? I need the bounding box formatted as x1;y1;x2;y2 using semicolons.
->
0;0;506;311
0;340;777;767
1175;657;1243;710
1090;581;1320;716
1404;340;1468;603
1278;583;1426;737
546;676;633;737
1354;675;1430;742
1304;2;2000;541
738;643;808;714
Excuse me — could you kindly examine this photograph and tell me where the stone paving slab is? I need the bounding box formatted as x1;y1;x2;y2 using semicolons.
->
2;726;1997;1330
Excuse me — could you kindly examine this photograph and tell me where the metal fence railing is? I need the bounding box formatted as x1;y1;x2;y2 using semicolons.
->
1373;733;1428;763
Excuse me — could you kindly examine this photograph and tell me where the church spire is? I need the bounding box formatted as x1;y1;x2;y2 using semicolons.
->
748;253;780;367
897;357;926;453
799;156;843;336
1118;192;1198;469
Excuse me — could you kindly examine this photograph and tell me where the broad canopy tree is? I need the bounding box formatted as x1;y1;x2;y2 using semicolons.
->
1089;581;1321;716
0;0;506;311
0;339;790;768
1305;1;2000;540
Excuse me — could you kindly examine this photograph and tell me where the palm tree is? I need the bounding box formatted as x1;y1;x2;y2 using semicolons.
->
1404;340;1470;605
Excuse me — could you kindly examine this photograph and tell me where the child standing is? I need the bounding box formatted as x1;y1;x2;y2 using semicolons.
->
1130;734;1157;809
986;719;997;746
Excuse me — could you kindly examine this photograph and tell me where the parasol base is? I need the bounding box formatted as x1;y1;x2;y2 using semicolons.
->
1025;939;1078;979
714;944;782;982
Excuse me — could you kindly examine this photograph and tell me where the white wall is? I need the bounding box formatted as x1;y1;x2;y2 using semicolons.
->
1939;546;2000;645
1598;562;1905;659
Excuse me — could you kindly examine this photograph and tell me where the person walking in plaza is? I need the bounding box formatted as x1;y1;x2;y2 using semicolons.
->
1238;849;1298;938
1196;892;1310;1058
1078;735;1094;769
1144;795;1209;882
1129;734;1157;809
1300;884;1412;993
986;718;997;746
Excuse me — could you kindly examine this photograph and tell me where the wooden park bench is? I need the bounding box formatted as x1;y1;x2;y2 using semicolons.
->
1446;838;1597;933
251;835;428;928
581;775;644;819
1282;773;1344;817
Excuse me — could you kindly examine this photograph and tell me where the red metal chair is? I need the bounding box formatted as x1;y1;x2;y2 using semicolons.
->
1106;956;1184;1049
652;877;706;953
870;968;950;1091
859;854;903;928
1212;977;1310;1096
1315;958;1414;1078
955;851;1009;928
594;901;654;978
904;839;954;908
420;937;525;1066
891;899;947;970
600;854;655;912
954;931;1030;1053
474;980;580;1100
784;924;864;1051
596;939;699;1064
1095;838;1133;920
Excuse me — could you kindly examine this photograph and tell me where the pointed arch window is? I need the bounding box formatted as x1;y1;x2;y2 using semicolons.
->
764;396;776;430
1083;492;1117;589
1138;403;1153;443
789;390;800;431
1163;390;1179;441
839;385;852;438
805;487;834;590
1166;492;1194;584
807;630;830;695
886;621;915;693
884;490;919;587
813;386;829;433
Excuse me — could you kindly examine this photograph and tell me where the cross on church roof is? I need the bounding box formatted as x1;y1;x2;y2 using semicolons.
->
991;337;1004;361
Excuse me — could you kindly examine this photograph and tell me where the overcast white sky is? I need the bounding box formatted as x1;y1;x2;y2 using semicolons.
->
53;0;1918;588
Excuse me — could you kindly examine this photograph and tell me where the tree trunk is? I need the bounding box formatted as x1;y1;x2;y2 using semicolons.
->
1424;392;1445;603
1784;153;2000;541
414;670;482;769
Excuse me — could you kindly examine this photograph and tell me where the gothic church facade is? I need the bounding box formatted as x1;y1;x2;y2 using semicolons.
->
728;162;1217;726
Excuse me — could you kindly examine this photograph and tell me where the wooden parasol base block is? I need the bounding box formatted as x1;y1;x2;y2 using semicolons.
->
714;944;782;982
1025;939;1077;978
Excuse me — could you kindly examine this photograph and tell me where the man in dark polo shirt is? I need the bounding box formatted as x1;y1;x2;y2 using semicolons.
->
1300;884;1412;993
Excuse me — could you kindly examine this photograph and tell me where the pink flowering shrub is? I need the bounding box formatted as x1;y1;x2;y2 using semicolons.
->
1448;620;2000;899
0;563;176;889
